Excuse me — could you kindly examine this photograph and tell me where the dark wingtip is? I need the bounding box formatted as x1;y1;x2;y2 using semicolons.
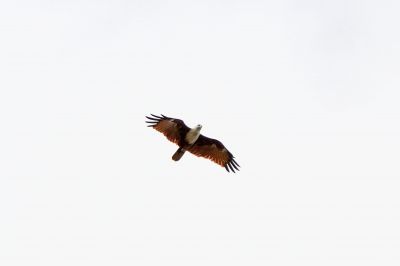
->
231;162;240;171
225;165;230;172
150;114;163;119
232;159;240;168
146;114;164;127
230;156;240;166
228;163;236;173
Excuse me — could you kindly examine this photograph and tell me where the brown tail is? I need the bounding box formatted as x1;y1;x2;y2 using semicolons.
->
172;148;185;161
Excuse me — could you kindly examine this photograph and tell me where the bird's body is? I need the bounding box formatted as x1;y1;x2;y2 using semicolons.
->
172;125;202;161
145;114;240;172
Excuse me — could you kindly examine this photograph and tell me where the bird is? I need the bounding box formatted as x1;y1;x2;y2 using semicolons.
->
145;114;240;173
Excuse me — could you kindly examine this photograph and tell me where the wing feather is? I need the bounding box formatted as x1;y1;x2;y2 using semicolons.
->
145;114;190;145
187;135;240;173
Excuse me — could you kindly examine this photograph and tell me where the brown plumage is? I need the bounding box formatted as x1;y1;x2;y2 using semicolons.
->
145;114;240;173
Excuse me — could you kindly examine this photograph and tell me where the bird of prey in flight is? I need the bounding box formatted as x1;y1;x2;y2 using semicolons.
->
146;114;240;173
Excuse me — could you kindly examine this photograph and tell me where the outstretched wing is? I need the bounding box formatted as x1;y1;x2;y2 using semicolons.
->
145;114;190;145
187;135;240;173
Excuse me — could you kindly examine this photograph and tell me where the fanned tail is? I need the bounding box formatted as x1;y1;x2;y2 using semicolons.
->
172;148;185;161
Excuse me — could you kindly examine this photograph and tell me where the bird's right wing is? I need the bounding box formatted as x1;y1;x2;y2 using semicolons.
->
145;114;190;145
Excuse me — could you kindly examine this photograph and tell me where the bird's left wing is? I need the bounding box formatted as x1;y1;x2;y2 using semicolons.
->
145;114;190;145
187;135;240;173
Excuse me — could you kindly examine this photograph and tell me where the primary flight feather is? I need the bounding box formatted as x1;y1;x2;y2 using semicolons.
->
145;114;240;173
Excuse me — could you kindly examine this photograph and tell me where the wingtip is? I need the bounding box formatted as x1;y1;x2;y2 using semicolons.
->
150;114;163;119
232;158;240;168
231;162;240;171
228;163;236;173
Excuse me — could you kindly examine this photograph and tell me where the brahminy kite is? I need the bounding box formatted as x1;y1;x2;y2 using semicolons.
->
145;114;240;173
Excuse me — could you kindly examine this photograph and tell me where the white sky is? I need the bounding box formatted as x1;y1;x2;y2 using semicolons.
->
1;0;400;265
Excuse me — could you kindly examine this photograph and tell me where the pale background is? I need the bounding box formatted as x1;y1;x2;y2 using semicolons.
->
1;0;400;265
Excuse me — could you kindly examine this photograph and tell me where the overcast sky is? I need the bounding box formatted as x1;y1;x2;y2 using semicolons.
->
1;0;400;265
